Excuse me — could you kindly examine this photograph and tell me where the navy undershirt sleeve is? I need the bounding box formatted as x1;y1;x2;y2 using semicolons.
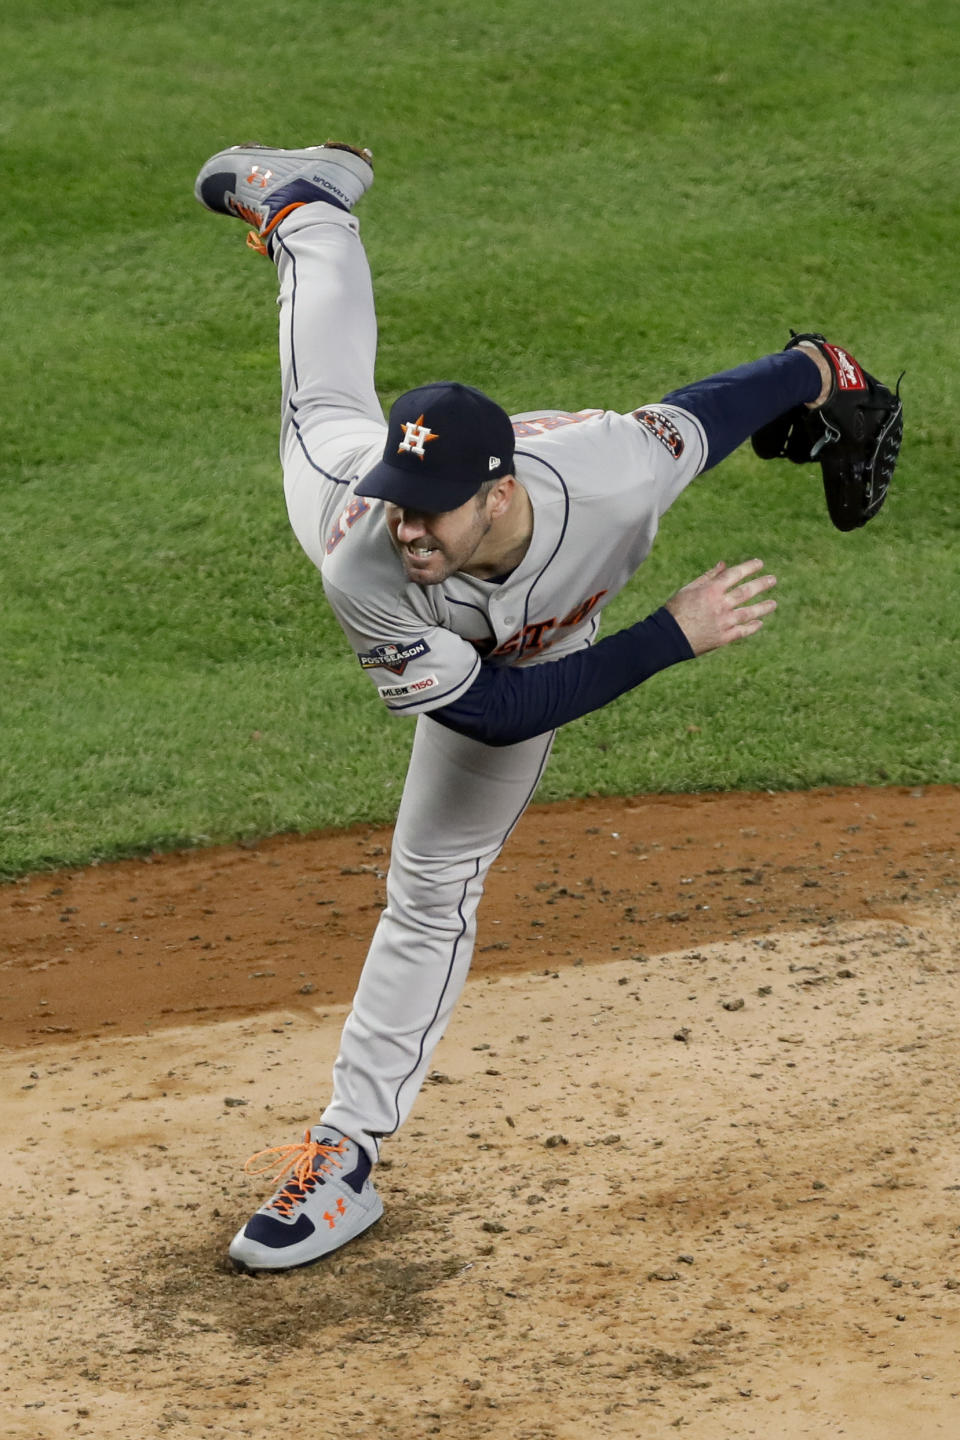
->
661;347;821;472
431;607;694;746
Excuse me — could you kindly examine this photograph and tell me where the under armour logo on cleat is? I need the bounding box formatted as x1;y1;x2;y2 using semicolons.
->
397;415;438;458
245;165;273;189
323;1198;348;1228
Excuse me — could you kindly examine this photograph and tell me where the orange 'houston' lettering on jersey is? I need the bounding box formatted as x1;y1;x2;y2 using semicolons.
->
511;410;603;438
490;590;608;661
559;590;607;629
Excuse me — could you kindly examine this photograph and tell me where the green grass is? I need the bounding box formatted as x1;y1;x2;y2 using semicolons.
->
2;0;958;876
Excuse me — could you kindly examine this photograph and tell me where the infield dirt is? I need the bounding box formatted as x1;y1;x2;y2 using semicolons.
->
2;785;959;1439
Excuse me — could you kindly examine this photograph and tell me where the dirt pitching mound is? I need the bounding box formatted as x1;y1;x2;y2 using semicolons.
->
2;785;959;1439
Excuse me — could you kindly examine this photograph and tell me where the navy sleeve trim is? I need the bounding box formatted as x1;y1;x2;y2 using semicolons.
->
431;607;694;746
661;348;821;473
385;651;482;712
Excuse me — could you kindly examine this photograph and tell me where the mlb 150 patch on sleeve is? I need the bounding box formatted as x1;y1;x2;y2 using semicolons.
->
357;639;431;674
377;674;439;701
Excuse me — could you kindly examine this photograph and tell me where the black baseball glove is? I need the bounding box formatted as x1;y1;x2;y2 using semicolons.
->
751;332;903;531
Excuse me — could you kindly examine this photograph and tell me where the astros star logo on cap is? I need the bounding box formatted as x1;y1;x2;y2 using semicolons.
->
397;414;438;459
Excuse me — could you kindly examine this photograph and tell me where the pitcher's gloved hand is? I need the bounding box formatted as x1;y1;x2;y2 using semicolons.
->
751;332;904;531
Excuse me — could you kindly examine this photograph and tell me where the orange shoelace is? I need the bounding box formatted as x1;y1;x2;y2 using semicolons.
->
245;201;309;256
243;1130;349;1218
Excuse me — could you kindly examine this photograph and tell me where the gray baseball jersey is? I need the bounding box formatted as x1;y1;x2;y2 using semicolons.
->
317;404;707;715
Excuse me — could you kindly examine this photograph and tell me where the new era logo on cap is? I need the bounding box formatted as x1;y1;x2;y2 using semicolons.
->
356;381;516;513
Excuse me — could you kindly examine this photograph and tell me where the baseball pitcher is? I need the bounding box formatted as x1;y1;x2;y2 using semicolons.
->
193;141;902;1271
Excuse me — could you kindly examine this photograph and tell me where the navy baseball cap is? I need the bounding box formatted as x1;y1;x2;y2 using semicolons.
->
356;381;516;512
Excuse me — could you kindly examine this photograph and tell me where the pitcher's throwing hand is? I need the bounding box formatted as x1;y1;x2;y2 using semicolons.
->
666;559;778;656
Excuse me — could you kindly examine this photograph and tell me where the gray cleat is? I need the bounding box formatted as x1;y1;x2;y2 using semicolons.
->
228;1125;383;1270
194;141;373;252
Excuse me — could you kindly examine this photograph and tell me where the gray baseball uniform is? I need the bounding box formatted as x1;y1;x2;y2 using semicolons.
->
277;205;707;1159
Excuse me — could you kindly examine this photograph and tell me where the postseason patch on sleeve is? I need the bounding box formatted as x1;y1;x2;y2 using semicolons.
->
356;638;431;675
631;407;685;459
